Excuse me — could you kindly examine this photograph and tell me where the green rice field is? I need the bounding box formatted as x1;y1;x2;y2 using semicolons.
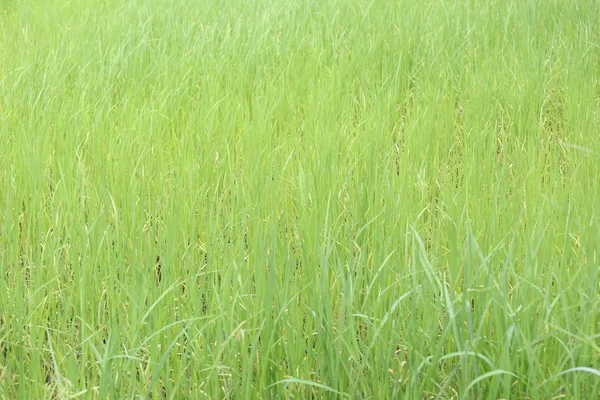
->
1;0;599;398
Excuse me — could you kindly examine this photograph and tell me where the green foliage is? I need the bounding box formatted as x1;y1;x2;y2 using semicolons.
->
1;0;599;398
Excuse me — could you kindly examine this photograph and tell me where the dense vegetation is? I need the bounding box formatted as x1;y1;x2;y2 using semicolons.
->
1;0;599;398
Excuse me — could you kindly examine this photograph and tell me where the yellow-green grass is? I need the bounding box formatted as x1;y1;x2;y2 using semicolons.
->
1;0;599;398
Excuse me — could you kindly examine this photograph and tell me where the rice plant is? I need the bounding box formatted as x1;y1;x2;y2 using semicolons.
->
1;0;599;398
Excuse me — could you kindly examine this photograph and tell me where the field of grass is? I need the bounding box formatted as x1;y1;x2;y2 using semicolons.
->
1;0;599;398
